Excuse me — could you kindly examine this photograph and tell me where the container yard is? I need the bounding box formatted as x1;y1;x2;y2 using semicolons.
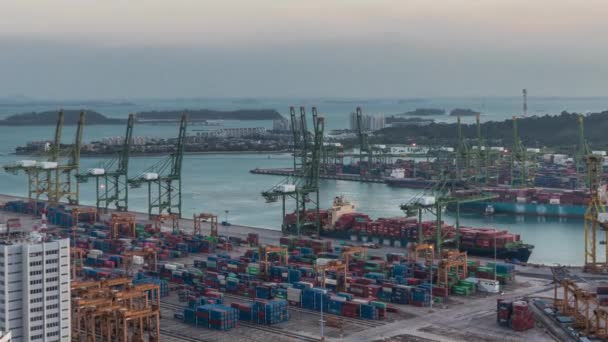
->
0;194;582;341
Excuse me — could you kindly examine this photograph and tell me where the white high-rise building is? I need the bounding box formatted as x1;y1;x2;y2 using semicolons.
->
0;238;70;342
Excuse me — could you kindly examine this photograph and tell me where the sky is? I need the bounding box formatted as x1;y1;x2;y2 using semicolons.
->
1;0;608;99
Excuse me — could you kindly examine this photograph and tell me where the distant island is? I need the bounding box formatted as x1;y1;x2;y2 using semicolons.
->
400;108;445;116
449;108;480;116
386;116;434;126
0;110;125;126
0;108;284;125
135;109;283;121
376;111;608;149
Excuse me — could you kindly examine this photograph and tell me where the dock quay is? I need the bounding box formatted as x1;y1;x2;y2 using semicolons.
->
250;168;386;183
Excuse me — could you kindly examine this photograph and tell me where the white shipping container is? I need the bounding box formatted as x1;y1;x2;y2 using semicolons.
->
549;198;561;205
89;249;103;255
38;161;58;169
316;258;332;266
287;288;302;302
353;298;370;305
490;146;505;152
516;197;527;203
17;160;37;167
87;253;98;259
598;213;608;223
88;168;106;175
417;196;435;206
593;151;607;156
477;279;500;294
325;278;338;285
526;148;541;153
142;172;159;180
164;264;177;271
280;184;296;193
132;256;144;265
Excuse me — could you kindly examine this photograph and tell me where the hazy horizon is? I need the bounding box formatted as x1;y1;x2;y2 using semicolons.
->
2;1;608;99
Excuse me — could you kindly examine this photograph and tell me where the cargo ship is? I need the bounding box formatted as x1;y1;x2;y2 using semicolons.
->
285;197;534;262
447;187;590;218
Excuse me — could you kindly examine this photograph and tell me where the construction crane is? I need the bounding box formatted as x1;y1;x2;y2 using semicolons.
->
3;111;68;210
129;114;187;217
262;107;324;236
77;113;134;212
583;154;608;273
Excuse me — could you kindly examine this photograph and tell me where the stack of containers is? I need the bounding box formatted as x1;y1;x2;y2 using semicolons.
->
252;299;290;325
391;285;411;304
287;287;302;305
231;302;253;321
509;301;535;331
341;301;360;318
195;304;238;331
327;295;345;315
597;286;608;306
302;288;328;311
496;299;512;327
133;273;169;297
411;287;431;307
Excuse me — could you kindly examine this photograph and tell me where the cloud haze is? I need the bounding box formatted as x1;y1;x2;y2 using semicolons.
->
1;0;607;98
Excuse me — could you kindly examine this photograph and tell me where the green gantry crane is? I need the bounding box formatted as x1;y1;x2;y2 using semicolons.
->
454;115;471;181
129;114;187;217
400;179;498;253
575;115;592;187
262;107;324;236
77;114;134;212
510;116;528;187
289;106;302;171
4;111;65;211
51;110;85;205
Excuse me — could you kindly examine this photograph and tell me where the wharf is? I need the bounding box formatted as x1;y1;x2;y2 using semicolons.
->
250;168;386;183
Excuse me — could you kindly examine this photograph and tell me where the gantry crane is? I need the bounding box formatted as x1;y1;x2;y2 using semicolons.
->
71;279;160;342
129;114;187;217
77;113;134;212
289;106;303;171
3;111;66;211
454;116;471;181
315;259;348;292
153;213;180;233
109;212;137;240
401;181;498;252
436;250;468;288
123;248;158;275
509;116;528;187
583;154;608;273
258;245;288;279
262;107;324;236
193;213;218;237
575;115;592;187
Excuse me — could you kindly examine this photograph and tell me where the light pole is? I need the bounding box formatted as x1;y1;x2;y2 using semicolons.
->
429;246;434;310
494;228;497;282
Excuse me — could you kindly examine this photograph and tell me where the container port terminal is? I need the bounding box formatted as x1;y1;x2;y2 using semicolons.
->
1;107;608;342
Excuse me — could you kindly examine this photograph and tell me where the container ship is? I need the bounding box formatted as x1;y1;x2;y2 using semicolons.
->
447;187;590;218
285;197;534;262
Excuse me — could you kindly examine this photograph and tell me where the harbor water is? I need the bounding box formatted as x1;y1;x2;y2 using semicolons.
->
0;97;606;266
